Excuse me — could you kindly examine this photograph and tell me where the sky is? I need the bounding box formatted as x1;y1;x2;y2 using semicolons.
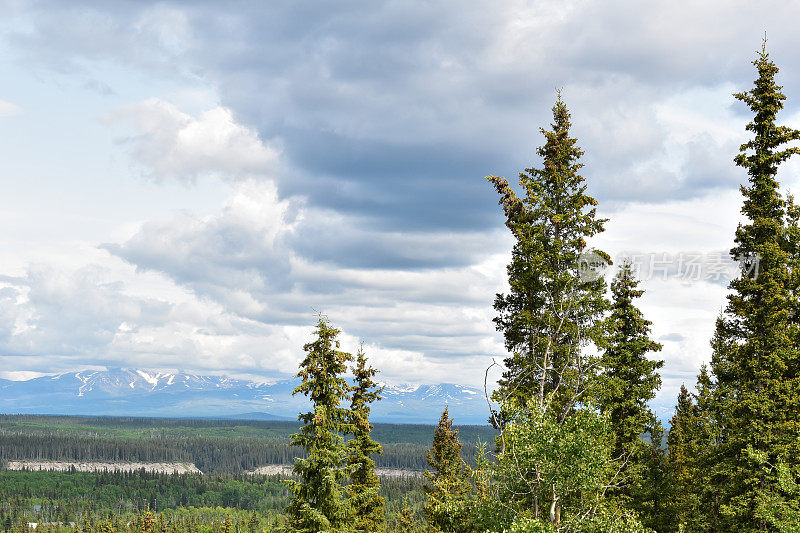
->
1;0;800;417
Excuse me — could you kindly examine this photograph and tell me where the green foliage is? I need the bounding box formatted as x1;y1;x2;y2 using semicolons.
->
598;262;663;458
596;262;667;530
0;468;427;528
705;42;800;531
285;317;354;532
0;469;291;513
560;506;653;533
667;368;718;531
454;400;651;532
494;401;617;526
745;446;800;532
347;347;386;532
487;95;609;416
628;422;674;532
424;408;472;531
392;498;417;533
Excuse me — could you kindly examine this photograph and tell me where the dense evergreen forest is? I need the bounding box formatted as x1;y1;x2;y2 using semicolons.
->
0;415;493;473
3;46;800;532
0;470;426;531
0;433;482;473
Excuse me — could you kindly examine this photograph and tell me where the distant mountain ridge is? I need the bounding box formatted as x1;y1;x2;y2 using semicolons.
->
0;368;489;424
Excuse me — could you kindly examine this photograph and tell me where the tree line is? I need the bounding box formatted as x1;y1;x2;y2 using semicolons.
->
0;434;480;474
0;415;495;445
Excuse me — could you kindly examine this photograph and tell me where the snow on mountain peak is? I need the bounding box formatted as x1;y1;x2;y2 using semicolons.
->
135;370;159;387
0;368;490;423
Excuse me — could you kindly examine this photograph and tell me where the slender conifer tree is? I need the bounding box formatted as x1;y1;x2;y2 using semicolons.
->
285;318;353;532
597;261;666;530
423;407;471;532
487;95;609;418
598;261;664;460
708;42;800;531
347;347;385;532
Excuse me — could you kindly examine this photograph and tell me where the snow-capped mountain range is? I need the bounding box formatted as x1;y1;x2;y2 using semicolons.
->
0;368;489;424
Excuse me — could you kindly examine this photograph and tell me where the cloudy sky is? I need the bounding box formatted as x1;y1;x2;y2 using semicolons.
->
1;0;800;416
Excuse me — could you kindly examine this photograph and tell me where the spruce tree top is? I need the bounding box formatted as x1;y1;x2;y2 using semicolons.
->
425;407;469;482
734;43;800;191
490;95;605;248
293;318;352;425
730;42;800;277
350;347;382;430
488;95;609;411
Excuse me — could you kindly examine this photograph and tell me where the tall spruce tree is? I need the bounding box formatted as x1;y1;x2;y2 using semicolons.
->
596;262;665;530
598;261;664;460
487;95;609;418
285;318;353;532
708;43;800;531
424;407;471;532
347;347;385;532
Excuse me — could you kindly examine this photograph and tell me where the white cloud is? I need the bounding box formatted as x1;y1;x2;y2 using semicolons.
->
3;1;800;405
0;100;21;116
105;98;281;182
105;180;508;385
0;370;49;381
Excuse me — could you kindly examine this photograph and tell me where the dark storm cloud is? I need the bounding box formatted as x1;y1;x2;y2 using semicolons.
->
273;134;505;231
286;223;505;270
